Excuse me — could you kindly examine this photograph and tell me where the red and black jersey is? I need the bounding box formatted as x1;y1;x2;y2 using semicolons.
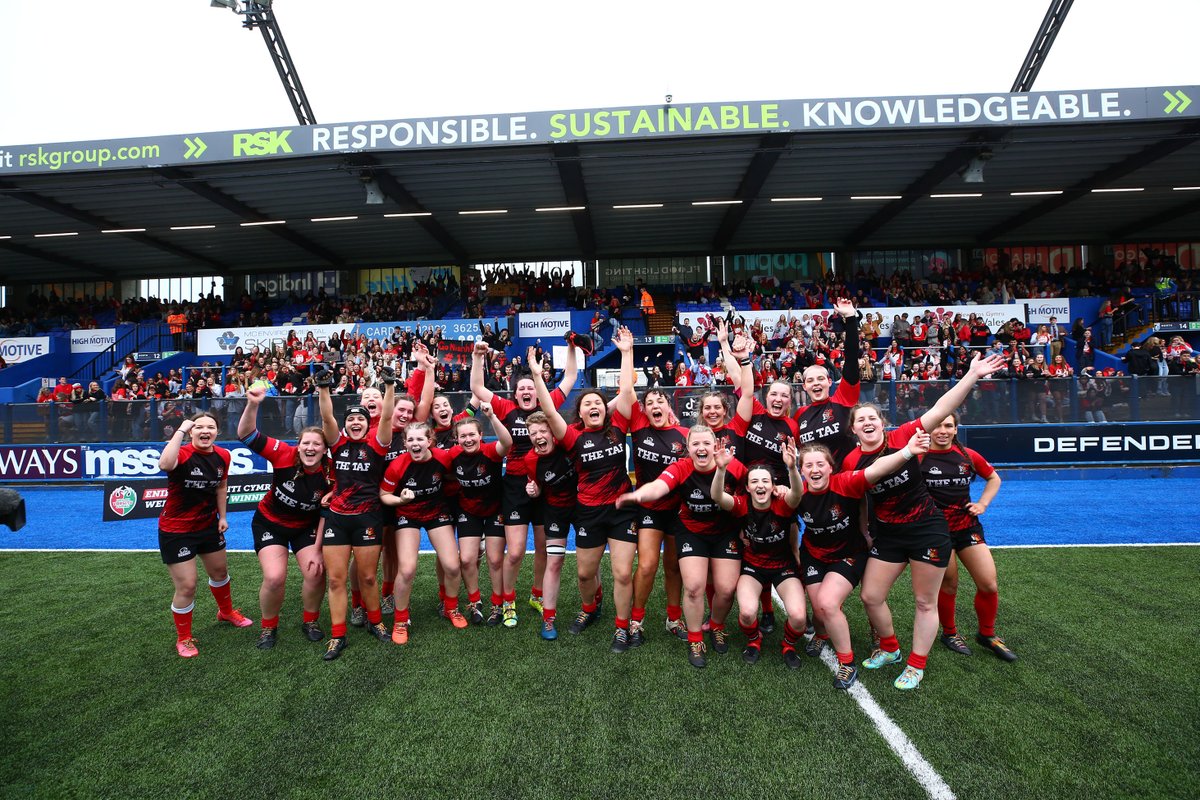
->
799;471;870;563
328;433;389;515
159;444;231;534
842;419;940;527
381;448;454;520
658;458;747;537
729;399;798;478
559;412;631;508
794;378;861;465
491;388;565;476
447;442;504;517
920;445;995;532
523;448;577;509
731;495;797;569
434;409;473;449
244;432;329;529
710;422;740;460
629;402;687;512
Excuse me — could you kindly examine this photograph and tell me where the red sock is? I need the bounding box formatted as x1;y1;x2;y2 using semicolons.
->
367;608;382;625
469;590;481;604
582;600;597;614
302;610;319;624
351;590;363;609
908;652;928;670
531;586;543;599
331;622;347;638
631;606;646;623
208;577;233;615
543;608;556;621
382;581;394;597
975;590;999;637
395;608;410;624
503;590;516;604
760;587;772;613
615;617;629;630
438;584;447;602
687;630;703;644
705;582;715;608
938;589;958;635
261;616;279;629
880;634;901;653
171;604;193;640
710;621;725;632
666;604;682;622
443;597;458;612
783;622;802;647
491;592;502;606
739;620;760;642
837;650;855;665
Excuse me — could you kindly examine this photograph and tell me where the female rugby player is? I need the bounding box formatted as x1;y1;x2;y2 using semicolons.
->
158;411;251;658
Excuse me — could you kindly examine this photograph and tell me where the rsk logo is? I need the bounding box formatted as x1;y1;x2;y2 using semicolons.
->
233;130;293;157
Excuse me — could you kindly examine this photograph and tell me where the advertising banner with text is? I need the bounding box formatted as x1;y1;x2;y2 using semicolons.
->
0;336;51;364
199;318;484;356
70;328;117;353
1018;298;1071;324
5;87;1192;175
962;422;1200;466
103;474;270;522
687;303;1025;338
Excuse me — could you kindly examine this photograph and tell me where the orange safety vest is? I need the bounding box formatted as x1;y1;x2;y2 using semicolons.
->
167;313;187;334
640;290;656;315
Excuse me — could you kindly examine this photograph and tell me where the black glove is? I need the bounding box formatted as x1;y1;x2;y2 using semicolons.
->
378;364;397;386
312;363;333;388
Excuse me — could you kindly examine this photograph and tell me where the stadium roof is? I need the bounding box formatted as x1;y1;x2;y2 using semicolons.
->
1;86;1198;283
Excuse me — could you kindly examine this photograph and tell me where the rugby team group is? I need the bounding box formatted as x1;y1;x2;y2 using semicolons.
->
153;299;1017;691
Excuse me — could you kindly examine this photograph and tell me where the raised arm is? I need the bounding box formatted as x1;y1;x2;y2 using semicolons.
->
415;350;437;422
470;340;496;405
834;298;861;385
236;385;266;439
313;364;340;445
863;429;930;485
376;363;397;448
529;360;569;440
557;337;580;396
158;418;194;472
614;326;635;420
731;333;756;422
716;319;742;392
919;352;1005;433
480;402;512;457
781;440;805;508
710;440;736;511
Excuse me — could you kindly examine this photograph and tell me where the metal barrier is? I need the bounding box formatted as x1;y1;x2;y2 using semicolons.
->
5;376;1197;446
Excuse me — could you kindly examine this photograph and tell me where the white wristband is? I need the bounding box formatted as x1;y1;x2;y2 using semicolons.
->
900;446;914;460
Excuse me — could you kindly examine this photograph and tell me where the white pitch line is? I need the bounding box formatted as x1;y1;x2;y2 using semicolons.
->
991;542;1200;549
772;587;956;800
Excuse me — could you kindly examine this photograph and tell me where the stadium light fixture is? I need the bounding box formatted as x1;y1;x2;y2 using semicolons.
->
1090;187;1144;193
0;235;10;240
535;206;587;212
930;193;983;199
310;216;358;222
613;203;663;209
458;209;508;215
384;212;433;218
692;200;742;206
362;179;385;206
34;231;80;238
101;228;147;233
851;195;902;201
1010;190;1064;196
770;196;823;203
1172;186;1200;191
240;220;286;227
170;225;217;231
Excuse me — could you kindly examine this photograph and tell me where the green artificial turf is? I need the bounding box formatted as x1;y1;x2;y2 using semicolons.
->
0;547;1196;799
